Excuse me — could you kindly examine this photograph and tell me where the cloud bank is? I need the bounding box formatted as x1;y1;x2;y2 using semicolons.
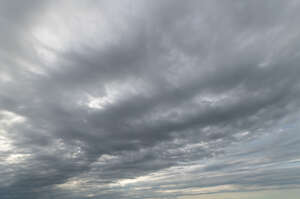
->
1;1;300;198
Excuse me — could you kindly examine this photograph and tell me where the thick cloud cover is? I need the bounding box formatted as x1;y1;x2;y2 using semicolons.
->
1;1;300;198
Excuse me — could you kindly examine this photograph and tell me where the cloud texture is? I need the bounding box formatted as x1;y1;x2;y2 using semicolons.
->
1;1;300;198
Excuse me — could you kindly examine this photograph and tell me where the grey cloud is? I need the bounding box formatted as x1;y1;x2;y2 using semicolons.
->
1;0;300;198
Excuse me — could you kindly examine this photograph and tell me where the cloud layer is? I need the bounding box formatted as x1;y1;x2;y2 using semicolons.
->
1;1;300;198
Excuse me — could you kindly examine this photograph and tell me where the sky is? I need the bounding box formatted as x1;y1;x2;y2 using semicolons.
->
1;1;300;199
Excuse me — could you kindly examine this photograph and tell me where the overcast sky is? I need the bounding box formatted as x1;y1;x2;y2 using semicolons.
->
1;1;300;199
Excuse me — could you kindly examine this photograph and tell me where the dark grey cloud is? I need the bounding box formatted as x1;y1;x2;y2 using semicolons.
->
1;0;300;198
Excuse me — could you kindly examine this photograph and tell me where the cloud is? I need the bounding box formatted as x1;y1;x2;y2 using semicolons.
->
1;0;300;198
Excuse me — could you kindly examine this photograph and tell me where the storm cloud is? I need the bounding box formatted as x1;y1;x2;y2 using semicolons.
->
1;1;300;198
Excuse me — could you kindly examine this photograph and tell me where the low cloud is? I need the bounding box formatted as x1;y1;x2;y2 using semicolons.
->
1;1;300;198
